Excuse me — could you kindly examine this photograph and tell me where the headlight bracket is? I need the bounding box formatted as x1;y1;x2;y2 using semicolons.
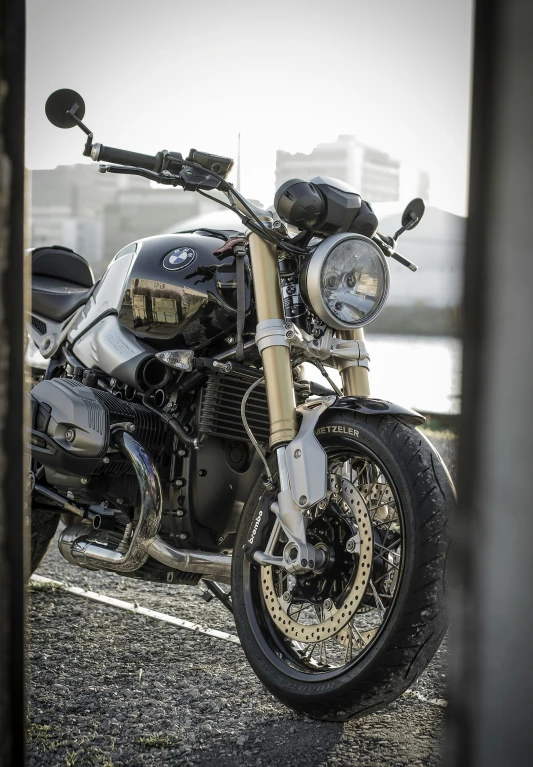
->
285;324;370;372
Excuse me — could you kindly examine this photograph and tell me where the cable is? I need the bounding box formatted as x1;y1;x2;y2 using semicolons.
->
184;159;309;256
197;189;239;214
240;376;274;487
311;359;343;397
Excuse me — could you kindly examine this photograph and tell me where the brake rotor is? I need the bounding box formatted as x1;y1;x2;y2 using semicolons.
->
261;474;373;643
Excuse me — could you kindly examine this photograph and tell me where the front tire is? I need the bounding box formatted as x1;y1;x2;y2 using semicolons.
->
232;411;453;720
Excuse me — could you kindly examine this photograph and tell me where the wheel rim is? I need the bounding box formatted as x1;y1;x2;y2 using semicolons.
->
243;444;405;680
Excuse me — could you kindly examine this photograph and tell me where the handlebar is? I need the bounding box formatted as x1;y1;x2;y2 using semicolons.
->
90;143;184;175
374;232;418;272
89;142;416;267
90;143;158;170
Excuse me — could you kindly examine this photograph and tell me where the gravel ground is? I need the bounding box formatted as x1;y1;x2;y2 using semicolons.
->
28;431;456;767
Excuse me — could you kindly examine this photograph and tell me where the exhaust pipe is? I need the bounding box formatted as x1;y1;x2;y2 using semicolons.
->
67;429;162;572
148;538;232;584
57;430;232;581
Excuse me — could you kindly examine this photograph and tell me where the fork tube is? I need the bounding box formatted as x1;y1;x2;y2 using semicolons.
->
248;233;297;447
337;329;370;396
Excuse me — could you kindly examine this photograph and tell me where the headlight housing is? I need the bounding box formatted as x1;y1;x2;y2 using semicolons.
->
302;233;390;329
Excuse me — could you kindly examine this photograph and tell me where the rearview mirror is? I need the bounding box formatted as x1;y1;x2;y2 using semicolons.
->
45;89;85;129
401;198;425;230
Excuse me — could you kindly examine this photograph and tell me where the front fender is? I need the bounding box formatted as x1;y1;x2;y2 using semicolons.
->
320;396;425;426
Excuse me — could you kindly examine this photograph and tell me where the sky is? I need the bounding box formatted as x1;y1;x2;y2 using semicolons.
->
26;0;473;216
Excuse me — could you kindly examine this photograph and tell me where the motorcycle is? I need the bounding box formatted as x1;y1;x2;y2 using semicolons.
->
27;88;454;721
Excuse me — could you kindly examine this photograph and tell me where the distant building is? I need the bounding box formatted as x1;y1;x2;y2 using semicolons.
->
276;136;429;204
31;213;103;270
377;205;465;308
30;164;210;276
103;188;203;264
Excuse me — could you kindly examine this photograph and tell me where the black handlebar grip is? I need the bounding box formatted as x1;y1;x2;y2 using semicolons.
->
90;143;157;171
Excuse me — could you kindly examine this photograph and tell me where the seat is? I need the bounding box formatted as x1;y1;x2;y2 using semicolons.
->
29;246;95;322
32;275;94;322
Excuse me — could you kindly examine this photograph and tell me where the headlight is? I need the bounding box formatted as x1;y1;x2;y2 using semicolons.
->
302;233;389;329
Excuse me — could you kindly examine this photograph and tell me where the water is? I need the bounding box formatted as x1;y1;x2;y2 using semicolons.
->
307;334;462;415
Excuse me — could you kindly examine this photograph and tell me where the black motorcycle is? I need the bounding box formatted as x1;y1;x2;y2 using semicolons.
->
27;88;454;720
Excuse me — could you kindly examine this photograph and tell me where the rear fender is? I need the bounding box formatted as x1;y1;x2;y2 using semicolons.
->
316;396;425;429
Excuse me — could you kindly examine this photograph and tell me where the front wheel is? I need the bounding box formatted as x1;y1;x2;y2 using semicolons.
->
232;411;453;720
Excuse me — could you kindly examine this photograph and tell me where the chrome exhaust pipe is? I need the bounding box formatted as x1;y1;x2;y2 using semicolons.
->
148;537;232;584
68;430;162;572
58;429;232;581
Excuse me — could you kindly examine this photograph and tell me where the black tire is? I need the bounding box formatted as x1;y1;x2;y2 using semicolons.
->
232;411;454;721
30;505;59;574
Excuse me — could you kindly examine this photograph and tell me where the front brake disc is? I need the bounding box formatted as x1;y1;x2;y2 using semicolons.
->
261;474;373;643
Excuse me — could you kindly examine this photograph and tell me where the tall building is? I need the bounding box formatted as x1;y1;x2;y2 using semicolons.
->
276;136;429;204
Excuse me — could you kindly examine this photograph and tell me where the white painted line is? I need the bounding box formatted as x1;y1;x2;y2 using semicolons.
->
30;574;241;645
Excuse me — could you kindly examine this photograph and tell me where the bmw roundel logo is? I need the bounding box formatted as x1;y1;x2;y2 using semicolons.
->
163;247;197;271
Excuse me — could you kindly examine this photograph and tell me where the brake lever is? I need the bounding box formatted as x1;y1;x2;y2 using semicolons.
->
98;164;182;186
390;250;418;272
373;233;418;272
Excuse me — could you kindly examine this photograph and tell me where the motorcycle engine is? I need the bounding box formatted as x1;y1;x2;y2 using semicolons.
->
30;377;166;506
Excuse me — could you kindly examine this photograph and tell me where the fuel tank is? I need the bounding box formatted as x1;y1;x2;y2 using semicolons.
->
116;232;251;349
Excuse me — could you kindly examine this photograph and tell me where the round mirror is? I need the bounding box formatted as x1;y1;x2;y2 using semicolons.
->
45;89;85;129
401;198;425;230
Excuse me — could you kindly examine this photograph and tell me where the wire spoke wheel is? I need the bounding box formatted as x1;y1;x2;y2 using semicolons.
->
253;448;404;676
233;412;453;719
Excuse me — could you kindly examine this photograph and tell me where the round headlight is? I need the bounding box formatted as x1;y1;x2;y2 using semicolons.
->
303;233;389;329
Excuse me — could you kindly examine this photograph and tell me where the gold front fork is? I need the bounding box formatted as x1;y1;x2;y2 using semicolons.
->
337;329;371;396
248;234;297;448
248;234;369;444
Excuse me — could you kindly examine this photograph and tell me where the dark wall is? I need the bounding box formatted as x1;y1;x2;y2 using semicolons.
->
0;0;27;764
450;0;533;765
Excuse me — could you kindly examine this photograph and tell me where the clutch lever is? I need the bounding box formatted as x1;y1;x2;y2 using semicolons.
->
98;163;183;187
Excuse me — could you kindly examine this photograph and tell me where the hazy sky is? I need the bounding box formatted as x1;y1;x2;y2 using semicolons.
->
26;0;473;215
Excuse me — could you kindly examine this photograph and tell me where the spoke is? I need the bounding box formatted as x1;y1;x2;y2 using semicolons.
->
371;568;398;588
369;485;388;520
351;621;370;648
354;461;370;485
302;642;318;661
372;555;400;572
374;540;402;558
320;639;328;666
372;517;399;530
344;622;354;663
369;580;386;618
289;603;305;621
368;500;396;514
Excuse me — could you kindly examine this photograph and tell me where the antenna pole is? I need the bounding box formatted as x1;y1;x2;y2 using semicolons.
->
237;132;241;191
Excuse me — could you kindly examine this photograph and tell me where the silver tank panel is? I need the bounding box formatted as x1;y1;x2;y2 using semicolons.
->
67;243;138;344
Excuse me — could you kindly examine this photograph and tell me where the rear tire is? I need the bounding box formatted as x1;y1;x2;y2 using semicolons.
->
232;411;454;720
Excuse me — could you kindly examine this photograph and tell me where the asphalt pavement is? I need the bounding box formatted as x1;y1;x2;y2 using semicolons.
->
28;431;455;767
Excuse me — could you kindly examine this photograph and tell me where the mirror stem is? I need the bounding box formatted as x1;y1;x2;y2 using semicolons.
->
67;104;92;136
393;213;418;241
